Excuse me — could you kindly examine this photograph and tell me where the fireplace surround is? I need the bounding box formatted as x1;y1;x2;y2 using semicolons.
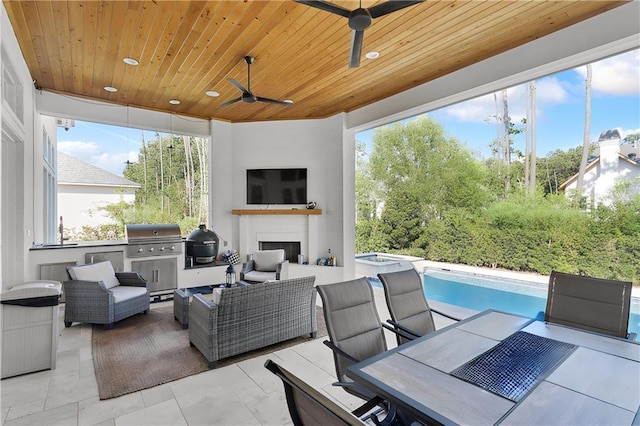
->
233;208;321;266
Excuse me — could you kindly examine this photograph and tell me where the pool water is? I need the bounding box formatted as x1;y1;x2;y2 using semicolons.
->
370;269;640;339
356;254;400;263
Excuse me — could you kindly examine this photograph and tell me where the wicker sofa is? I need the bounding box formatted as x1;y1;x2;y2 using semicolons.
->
188;275;317;368
63;261;150;329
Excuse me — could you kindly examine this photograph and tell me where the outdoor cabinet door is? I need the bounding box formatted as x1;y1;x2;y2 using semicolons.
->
131;258;177;293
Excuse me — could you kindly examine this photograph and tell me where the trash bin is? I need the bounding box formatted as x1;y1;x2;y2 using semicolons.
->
1;280;62;378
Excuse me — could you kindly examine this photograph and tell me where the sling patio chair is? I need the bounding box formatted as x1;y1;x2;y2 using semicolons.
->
545;271;636;341
264;359;369;426
317;277;414;426
378;268;460;345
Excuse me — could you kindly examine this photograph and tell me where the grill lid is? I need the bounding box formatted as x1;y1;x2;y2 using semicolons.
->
126;224;182;243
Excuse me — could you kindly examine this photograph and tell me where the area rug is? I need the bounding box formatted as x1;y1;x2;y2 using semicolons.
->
92;305;327;400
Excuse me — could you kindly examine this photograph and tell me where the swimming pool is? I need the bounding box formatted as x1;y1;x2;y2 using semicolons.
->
371;268;640;339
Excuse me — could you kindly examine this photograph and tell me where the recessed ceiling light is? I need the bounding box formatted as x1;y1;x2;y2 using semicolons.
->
365;51;380;59
123;57;139;66
104;86;118;92
205;90;220;97
169;99;180;105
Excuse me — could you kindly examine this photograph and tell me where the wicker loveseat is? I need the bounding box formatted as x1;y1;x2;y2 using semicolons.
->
188;275;317;368
63;261;150;329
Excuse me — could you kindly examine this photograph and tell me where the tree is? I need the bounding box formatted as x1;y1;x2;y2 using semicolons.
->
120;132;209;233
368;115;490;222
525;81;537;194
623;132;640;146
576;64;592;206
537;147;582;195
355;140;377;220
379;188;423;250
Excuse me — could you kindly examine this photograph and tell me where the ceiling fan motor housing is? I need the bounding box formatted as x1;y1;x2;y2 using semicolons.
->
349;9;372;30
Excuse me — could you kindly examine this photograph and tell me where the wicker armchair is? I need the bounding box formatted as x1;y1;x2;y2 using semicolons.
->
63;261;150;329
240;249;289;283
189;276;316;368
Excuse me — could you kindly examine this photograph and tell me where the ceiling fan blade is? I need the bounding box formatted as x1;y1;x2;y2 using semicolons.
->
256;97;293;106
294;0;351;18
219;97;242;108
368;0;424;19
349;29;364;68
227;78;250;95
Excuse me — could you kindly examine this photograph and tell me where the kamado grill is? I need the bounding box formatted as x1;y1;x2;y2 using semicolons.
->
125;224;183;258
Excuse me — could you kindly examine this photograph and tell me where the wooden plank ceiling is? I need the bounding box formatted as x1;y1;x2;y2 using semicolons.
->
3;0;627;123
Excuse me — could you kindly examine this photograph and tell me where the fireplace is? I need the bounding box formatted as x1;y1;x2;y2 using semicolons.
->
259;241;301;263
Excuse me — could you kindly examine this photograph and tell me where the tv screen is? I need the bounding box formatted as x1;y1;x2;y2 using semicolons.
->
247;168;307;205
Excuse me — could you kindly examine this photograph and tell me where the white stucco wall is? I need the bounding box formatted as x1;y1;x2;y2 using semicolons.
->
564;139;640;206
210;115;351;271
58;185;136;229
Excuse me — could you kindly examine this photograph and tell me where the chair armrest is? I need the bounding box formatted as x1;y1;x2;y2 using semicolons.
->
385;319;422;339
63;279;111;299
240;260;255;280
430;307;461;322
323;339;360;363
381;321;420;342
116;272;149;289
276;260;289;280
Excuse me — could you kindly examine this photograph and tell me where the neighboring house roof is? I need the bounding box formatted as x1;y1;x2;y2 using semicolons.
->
57;152;140;188
559;154;640;191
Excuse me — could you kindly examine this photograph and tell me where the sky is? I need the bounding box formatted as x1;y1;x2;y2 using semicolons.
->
58;50;639;176
357;49;640;159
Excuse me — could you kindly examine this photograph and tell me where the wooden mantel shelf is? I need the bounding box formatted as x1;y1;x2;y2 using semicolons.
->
232;209;322;216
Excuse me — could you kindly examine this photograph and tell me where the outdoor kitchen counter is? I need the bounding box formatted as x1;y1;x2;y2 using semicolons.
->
29;240;127;250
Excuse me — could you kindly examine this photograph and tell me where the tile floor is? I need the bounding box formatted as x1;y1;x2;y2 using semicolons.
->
1;287;462;426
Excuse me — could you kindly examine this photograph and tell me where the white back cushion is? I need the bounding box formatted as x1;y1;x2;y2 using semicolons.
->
68;261;120;289
253;249;285;271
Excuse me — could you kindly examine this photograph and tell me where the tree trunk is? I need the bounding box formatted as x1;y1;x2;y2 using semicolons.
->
529;81;537;194
502;89;511;193
183;135;194;217
576;64;592;204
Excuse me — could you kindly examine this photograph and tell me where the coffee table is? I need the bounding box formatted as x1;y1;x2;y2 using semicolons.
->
173;281;250;328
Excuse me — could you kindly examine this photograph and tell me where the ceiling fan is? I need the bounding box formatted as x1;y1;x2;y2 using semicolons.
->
220;56;293;108
295;0;424;68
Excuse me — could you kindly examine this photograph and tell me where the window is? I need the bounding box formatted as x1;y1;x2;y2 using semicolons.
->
42;126;57;243
52;118;209;241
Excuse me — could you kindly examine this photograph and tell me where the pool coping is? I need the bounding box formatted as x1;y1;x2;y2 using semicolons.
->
418;260;640;299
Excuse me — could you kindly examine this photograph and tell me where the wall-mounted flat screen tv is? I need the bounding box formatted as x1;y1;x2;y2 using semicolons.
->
246;168;307;205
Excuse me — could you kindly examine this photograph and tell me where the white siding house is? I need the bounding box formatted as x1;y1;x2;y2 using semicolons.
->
560;129;640;206
57;152;140;230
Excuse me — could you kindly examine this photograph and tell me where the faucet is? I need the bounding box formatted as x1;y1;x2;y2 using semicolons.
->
59;216;64;245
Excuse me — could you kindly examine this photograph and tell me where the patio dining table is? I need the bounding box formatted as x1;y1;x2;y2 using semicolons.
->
347;309;640;425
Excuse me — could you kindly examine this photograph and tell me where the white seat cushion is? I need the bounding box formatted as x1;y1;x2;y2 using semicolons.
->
109;286;148;303
68;261;120;289
253;249;285;271
243;270;277;282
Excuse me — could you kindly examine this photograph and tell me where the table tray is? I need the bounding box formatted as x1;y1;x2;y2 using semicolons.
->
451;331;576;401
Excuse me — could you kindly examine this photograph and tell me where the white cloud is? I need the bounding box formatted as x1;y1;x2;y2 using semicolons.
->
441;78;570;124
58;141;131;176
57;141;101;159
618;127;640;139
575;50;639;95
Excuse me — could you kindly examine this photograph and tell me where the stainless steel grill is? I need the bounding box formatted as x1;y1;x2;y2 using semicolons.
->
125;224;183;258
